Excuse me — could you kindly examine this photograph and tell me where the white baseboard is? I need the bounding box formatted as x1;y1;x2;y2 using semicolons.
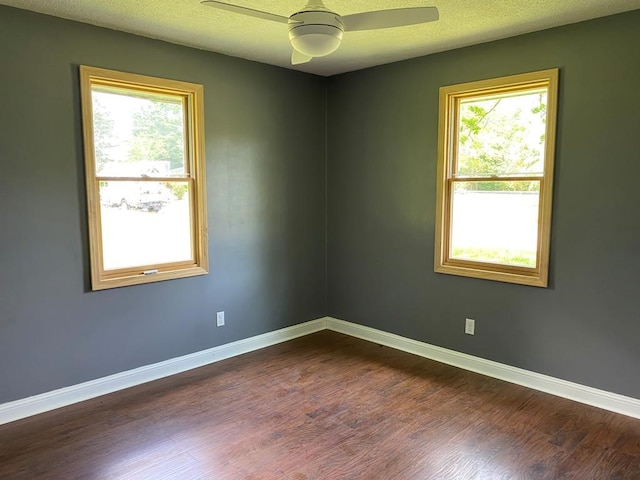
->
325;317;640;420
3;315;638;426
0;318;328;426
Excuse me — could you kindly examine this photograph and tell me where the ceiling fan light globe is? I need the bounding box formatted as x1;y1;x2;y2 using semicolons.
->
289;25;343;57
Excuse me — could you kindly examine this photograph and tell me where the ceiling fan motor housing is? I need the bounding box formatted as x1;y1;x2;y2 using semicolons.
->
288;10;344;57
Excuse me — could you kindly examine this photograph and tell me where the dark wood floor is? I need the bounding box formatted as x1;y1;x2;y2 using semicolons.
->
1;331;639;479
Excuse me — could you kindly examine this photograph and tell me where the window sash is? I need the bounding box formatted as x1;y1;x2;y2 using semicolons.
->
96;177;197;275
444;178;544;275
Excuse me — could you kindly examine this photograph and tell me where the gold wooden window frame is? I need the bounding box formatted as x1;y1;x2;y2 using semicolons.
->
434;69;559;287
80;66;208;290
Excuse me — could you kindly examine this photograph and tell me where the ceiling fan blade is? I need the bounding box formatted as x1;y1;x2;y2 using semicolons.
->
201;0;289;24
342;7;439;31
292;49;313;65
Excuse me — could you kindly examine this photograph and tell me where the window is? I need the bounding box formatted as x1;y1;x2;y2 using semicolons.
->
434;69;559;287
80;66;208;290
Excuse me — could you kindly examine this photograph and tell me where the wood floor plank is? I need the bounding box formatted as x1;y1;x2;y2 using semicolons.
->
1;330;639;479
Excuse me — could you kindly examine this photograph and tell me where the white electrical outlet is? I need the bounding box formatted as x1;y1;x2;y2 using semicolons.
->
216;311;225;327
465;318;475;335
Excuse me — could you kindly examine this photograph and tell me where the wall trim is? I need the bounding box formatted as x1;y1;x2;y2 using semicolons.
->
325;317;640;420
0;318;328;426
3;315;639;425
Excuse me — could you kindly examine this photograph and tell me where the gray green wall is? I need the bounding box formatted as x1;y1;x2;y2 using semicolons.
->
0;7;326;403
1;5;639;406
327;10;640;399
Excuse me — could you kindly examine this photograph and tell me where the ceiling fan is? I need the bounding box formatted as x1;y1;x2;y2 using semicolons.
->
201;0;439;65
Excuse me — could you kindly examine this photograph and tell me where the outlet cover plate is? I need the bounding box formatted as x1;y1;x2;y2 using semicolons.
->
465;318;475;335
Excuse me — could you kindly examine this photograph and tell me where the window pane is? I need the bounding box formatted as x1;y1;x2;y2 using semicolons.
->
450;181;539;267
92;89;186;177
99;181;192;270
456;90;547;177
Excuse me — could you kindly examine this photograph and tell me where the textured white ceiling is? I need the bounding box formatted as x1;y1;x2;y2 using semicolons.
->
2;0;639;76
